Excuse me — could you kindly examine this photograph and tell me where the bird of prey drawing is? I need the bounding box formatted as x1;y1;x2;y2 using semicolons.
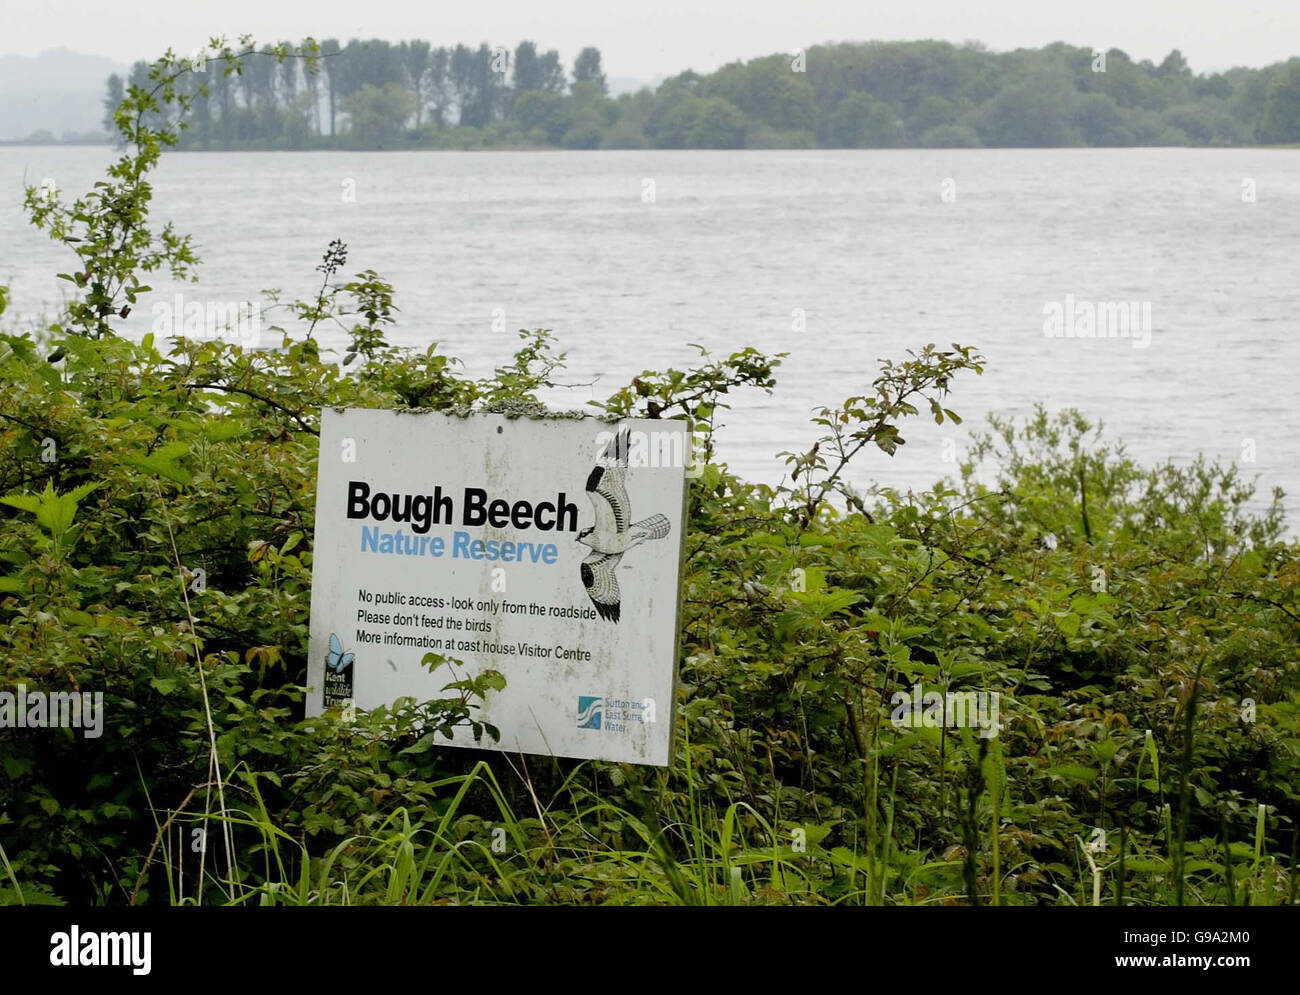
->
577;429;671;623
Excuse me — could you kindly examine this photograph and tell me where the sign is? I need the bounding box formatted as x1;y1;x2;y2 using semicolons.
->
306;409;689;766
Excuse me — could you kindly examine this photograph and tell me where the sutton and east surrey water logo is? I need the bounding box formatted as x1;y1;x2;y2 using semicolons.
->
577;696;654;733
576;696;604;729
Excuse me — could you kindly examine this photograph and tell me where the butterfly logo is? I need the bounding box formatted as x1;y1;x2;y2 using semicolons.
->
325;632;355;674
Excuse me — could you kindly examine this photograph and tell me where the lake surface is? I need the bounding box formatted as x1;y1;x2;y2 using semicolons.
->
2;147;1297;518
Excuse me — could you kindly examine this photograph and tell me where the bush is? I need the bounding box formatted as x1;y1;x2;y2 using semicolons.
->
917;124;982;148
598;122;650;149
746;126;817;149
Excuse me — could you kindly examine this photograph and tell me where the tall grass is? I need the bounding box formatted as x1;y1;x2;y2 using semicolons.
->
105;710;1296;907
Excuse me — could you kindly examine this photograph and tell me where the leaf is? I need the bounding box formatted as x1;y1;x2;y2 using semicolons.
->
150;677;180;695
204;421;247;442
1;481;100;543
1144;731;1161;783
828;846;870;871
155;441;191;460
125;454;191;486
1049;764;1097;784
949;661;986;679
0;494;38;515
3;755;34;779
1054;612;1081;637
1092;737;1119;766
1126;858;1170;873
982;734;1008;804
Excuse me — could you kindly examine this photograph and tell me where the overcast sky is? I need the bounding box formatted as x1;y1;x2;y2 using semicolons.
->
6;0;1298;78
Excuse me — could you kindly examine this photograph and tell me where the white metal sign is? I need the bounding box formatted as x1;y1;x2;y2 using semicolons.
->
306;409;689;766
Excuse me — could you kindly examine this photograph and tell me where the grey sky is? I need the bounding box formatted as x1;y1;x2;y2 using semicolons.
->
5;0;1297;78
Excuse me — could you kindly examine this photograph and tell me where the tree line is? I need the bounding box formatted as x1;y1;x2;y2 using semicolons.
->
104;38;1300;149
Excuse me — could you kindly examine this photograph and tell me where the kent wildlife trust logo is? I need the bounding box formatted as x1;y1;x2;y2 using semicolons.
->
322;632;355;708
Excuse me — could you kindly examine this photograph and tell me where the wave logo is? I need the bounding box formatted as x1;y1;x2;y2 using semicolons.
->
576;696;603;730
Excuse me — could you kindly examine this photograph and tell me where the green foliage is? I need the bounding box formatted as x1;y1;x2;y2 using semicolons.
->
342;83;417;147
99;38;1300;152
1259;62;1300;143
826;93;906;148
978;75;1084;147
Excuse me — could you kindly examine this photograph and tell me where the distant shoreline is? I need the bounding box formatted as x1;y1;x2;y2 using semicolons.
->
0;140;112;147
3;141;1298;151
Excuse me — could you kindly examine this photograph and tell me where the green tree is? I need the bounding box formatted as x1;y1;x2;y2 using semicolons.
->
573;46;607;94
186;69;212;148
910;93;959;134
1073;93;1132;145
702;55;814;131
1259;62;1300;142
450;43;505;127
427;47;451;127
339;39;403;103
102;74;124;135
1092;49;1156;109
212;59;233;144
278;39;299;109
562;110;605;148
320;38;341;137
513;90;568;143
918;123;980;147
535;49;566;92
827;93;905;147
646;94;700;147
243;44;276;118
688;96;746;148
512;41;544;93
644;73;705;147
513;41;565;97
302;37;322;136
1157;48;1192;80
977;77;1080;147
343;83;416;147
400;40;431;127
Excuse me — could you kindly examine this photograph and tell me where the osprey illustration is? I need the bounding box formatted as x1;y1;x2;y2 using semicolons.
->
577;429;671;622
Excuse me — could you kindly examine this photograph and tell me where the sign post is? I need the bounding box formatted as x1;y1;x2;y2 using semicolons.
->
307;409;689;766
